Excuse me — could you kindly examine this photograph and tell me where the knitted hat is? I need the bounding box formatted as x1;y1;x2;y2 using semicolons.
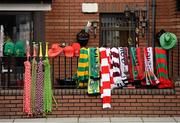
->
160;32;177;50
77;29;89;47
48;43;63;57
72;43;81;57
63;46;74;57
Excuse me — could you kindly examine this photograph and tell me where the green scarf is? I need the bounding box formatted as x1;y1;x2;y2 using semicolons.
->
43;59;52;113
77;47;89;88
88;48;100;94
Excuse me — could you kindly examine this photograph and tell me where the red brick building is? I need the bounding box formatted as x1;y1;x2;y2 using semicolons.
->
0;0;180;118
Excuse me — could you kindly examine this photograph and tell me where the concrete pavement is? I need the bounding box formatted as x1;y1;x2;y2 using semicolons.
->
0;117;180;123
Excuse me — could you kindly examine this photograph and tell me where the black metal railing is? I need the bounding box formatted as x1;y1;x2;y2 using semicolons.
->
0;56;78;89
0;43;180;90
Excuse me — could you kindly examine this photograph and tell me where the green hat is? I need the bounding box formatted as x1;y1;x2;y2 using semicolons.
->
4;41;14;56
14;40;25;57
160;32;177;50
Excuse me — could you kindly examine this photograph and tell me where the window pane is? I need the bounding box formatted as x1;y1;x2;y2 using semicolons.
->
100;13;135;47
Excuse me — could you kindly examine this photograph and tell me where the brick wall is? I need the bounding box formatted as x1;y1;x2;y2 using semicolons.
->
0;81;180;118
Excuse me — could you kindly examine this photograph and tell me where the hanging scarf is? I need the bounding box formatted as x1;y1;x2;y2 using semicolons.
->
106;48;114;86
23;61;32;115
43;42;52;113
31;58;37;114
43;59;52;113
155;47;173;88
130;47;144;81
100;47;111;109
31;43;37;114
77;47;89;88
144;47;159;86
110;47;125;88
118;47;129;83
35;42;44;114
23;41;32;115
87;47;100;94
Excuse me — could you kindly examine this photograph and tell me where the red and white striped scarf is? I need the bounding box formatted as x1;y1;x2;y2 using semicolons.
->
100;47;111;109
110;47;122;88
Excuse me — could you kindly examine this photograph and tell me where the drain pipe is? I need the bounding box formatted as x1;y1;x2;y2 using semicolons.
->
146;0;149;46
152;0;156;47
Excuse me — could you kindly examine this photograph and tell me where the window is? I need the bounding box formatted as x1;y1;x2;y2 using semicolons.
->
0;12;33;42
0;12;44;89
100;13;136;47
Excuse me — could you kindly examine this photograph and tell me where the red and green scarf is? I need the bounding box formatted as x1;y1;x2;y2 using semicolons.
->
130;47;144;81
155;47;173;88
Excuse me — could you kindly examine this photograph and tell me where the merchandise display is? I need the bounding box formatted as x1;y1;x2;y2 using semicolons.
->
23;42;53;116
20;42;174;112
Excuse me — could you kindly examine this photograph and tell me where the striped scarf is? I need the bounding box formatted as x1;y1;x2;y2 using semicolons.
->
100;47;111;109
118;47;129;84
77;47;89;88
110;47;124;88
155;47;173;88
87;47;100;94
144;47;159;86
106;48;114;86
130;47;144;81
23;61;32;115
